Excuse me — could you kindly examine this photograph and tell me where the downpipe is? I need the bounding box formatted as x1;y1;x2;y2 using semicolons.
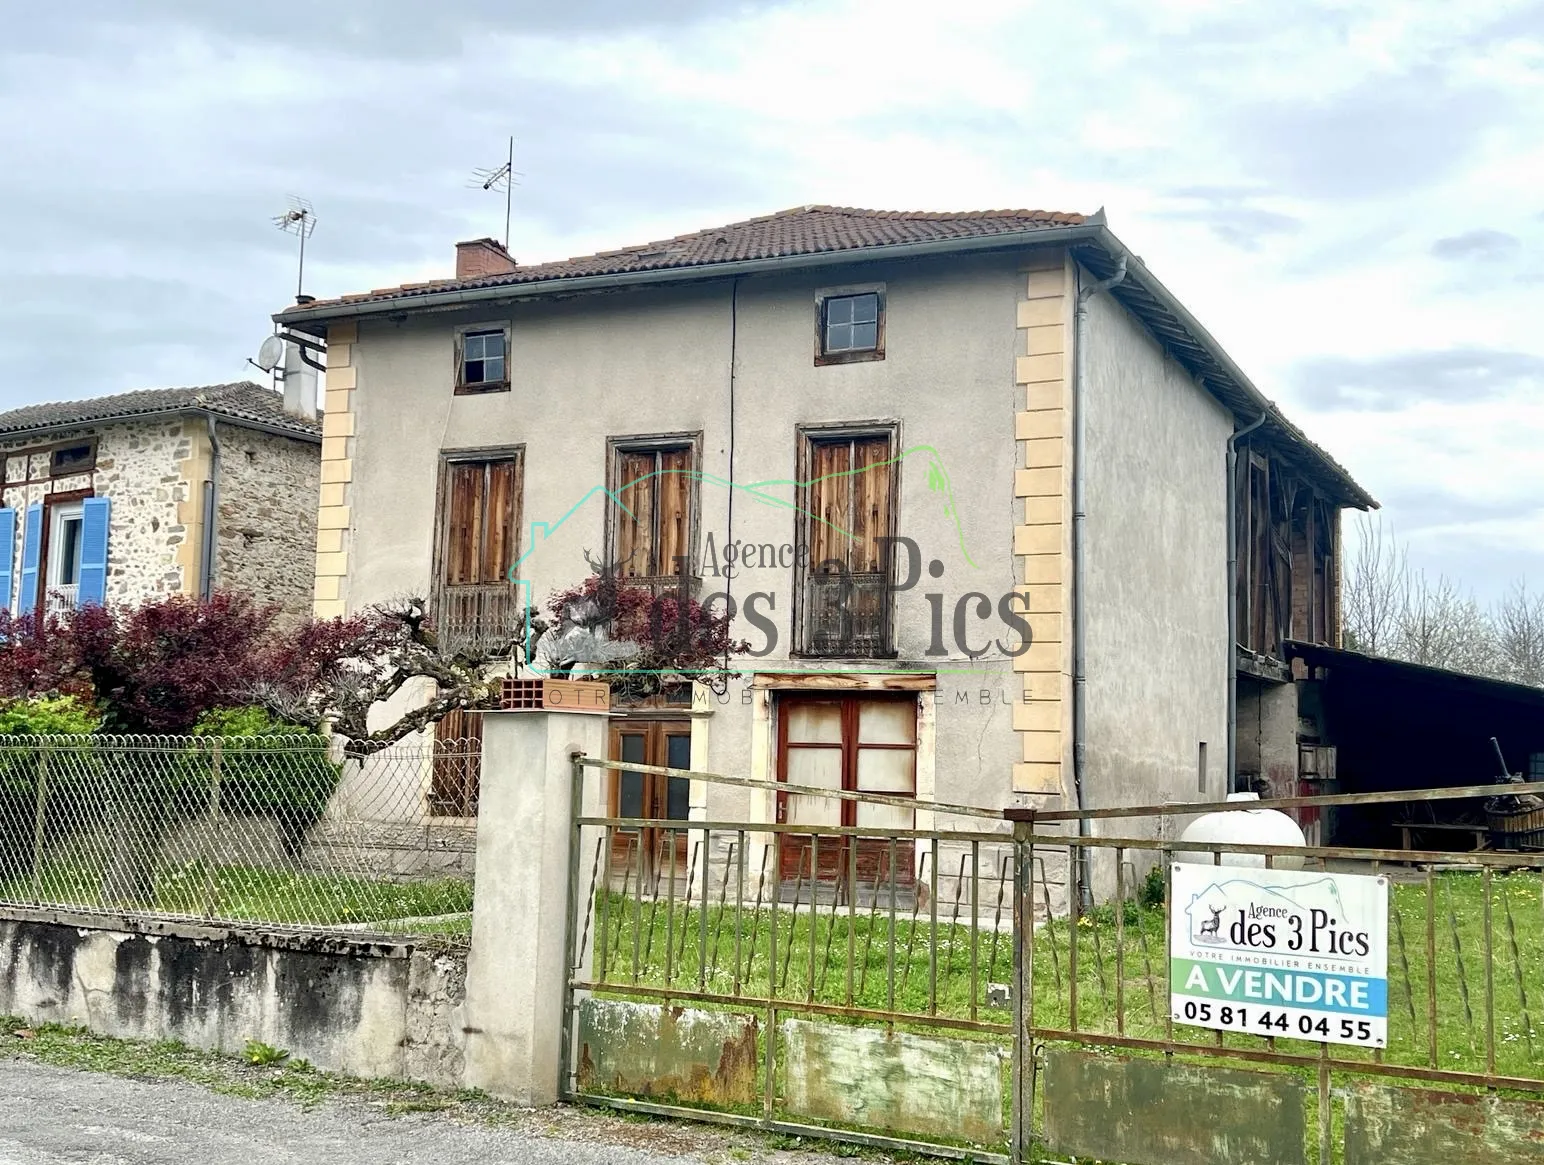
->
1071;255;1126;909
1225;411;1268;794
199;414;222;599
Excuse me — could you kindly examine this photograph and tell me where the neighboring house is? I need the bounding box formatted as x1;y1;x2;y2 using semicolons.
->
274;205;1372;870
0;382;321;621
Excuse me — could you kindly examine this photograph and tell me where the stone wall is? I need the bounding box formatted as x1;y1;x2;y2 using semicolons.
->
213;422;320;622
0;909;467;1087
0;417;319;616
1;420;190;607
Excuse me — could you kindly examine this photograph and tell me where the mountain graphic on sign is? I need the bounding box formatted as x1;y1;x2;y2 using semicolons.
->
1181;876;1349;941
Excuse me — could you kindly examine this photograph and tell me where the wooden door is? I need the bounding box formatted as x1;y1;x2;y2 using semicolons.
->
776;695;917;895
610;720;693;889
430;708;483;816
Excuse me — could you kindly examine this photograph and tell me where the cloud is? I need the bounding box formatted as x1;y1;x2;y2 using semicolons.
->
1226;69;1506;200
1151;188;1303;251
1431;228;1522;261
15;1;786;59
1292;348;1544;412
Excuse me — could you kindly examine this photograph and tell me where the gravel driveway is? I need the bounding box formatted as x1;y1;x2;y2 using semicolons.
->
0;1060;717;1165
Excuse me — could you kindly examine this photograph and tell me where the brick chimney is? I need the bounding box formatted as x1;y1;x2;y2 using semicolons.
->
456;238;518;280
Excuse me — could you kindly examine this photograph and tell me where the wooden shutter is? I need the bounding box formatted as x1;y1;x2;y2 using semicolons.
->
443;458;520;587
808;440;851;572
0;508;14;613
616;451;655;578
17;502;41;616
481;460;518;584
656;447;692;576
77;496;110;606
851;436;891;573
445;463;485;586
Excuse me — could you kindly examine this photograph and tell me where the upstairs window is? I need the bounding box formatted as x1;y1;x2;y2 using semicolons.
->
816;288;885;365
456;326;509;394
609;439;697;584
434;452;522;653
795;426;898;657
49;440;96;476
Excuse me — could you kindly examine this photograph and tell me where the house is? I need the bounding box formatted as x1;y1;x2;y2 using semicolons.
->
273;205;1372;871
0;381;321;621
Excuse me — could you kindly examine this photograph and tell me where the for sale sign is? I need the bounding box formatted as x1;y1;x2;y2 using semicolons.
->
1169;863;1389;1048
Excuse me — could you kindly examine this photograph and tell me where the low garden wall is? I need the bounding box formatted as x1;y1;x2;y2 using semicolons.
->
0;907;466;1086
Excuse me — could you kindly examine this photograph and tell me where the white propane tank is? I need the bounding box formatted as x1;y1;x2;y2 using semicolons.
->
1175;792;1306;869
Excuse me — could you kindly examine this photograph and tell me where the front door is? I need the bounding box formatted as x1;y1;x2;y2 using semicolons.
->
776;694;918;896
610;720;693;890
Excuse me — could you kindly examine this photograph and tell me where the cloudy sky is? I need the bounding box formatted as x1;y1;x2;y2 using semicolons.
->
3;0;1541;596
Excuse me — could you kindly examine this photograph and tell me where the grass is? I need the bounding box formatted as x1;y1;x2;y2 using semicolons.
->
584;871;1544;1081
1;860;473;936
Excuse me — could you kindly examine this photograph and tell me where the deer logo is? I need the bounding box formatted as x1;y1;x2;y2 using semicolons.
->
1199;905;1224;940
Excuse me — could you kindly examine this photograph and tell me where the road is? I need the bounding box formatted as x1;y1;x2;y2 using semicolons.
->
0;1060;707;1165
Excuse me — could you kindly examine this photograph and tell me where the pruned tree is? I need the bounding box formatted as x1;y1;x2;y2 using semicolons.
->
252;595;509;756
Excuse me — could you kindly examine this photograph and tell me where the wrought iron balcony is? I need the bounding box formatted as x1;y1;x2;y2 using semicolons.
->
432;583;523;657
800;571;892;658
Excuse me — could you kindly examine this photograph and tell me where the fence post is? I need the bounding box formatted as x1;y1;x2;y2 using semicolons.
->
1006;808;1036;1165
203;738;222;918
30;743;50;904
462;707;608;1106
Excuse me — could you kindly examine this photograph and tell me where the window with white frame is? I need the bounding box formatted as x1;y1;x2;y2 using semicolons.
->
46;501;84;614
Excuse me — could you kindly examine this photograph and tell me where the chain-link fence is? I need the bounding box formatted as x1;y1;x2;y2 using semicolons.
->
0;734;479;946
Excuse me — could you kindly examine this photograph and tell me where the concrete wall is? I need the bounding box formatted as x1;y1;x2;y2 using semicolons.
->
1236;675;1299;798
0;910;465;1086
213;422;321;622
332;252;1031;817
1080;280;1233;824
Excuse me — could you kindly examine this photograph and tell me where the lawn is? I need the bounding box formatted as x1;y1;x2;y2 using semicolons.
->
582;870;1544;1081
1;860;473;936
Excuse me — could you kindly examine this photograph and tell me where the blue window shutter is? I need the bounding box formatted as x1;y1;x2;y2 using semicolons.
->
0;508;15;613
16;503;42;617
78;496;111;607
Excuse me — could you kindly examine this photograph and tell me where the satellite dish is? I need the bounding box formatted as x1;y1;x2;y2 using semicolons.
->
253;334;286;372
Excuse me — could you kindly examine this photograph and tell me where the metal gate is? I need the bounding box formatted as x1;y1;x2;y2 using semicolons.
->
561;754;1020;1161
559;760;1544;1164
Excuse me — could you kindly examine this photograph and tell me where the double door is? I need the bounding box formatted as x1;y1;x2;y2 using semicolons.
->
776;694;918;893
610;720;692;888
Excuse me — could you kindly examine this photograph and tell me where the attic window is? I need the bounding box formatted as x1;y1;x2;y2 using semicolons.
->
815;287;885;366
456;326;510;394
50;440;97;477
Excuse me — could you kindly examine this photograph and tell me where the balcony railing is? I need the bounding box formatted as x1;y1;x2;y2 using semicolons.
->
44;585;79;620
800;571;892;657
432;583;523;657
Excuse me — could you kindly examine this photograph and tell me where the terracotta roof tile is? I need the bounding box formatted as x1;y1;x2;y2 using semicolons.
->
0;381;322;440
286;204;1086;312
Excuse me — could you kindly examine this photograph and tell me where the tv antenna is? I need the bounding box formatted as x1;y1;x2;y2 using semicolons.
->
272;195;317;301
469;137;520;250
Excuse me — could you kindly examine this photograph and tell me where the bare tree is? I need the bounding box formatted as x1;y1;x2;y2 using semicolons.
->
1494;580;1544;687
1342;515;1409;655
1394;571;1498;676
